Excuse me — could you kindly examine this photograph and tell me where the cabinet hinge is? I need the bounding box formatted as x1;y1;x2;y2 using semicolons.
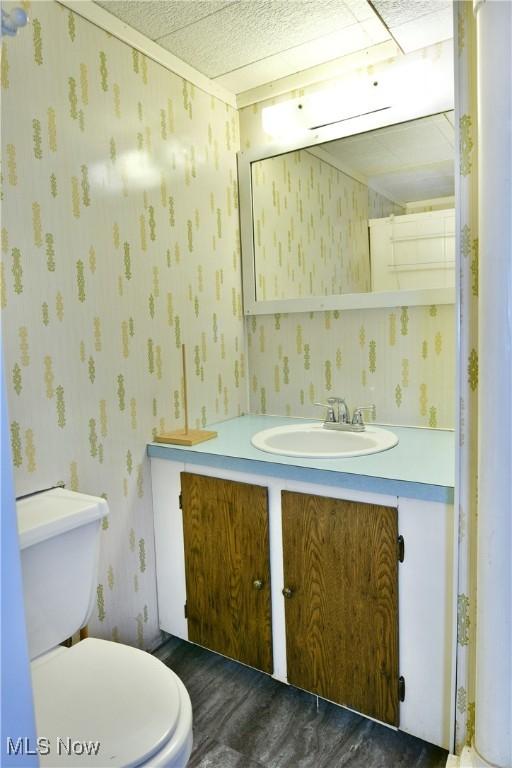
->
398;535;405;562
179;493;182;509
398;676;406;702
184;602;187;619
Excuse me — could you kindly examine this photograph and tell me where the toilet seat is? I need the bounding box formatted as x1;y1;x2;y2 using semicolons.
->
31;639;192;767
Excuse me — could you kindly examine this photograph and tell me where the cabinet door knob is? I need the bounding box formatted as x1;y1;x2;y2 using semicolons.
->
253;579;264;590
282;587;294;599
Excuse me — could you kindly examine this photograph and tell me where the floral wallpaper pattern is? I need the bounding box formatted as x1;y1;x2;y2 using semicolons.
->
239;92;455;428
252;149;371;300
246;304;454;428
1;0;457;656
454;0;478;753
1;0;245;650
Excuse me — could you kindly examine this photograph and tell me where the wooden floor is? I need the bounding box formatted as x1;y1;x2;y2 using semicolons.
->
155;637;448;768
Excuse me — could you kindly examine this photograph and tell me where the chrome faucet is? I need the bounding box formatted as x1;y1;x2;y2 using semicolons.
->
337;398;351;423
314;397;349;424
314;398;376;432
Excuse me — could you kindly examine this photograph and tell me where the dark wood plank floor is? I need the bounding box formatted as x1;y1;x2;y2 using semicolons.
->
155;636;448;768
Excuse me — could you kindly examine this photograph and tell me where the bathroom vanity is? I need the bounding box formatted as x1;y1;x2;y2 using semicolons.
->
148;415;456;750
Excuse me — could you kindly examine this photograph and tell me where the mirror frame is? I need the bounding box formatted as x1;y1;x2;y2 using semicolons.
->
238;100;456;316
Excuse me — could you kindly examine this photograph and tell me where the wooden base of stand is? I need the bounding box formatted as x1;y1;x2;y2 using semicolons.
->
158;345;217;447
155;429;217;446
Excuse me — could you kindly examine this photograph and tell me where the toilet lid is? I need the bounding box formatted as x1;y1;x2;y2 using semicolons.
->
31;639;183;767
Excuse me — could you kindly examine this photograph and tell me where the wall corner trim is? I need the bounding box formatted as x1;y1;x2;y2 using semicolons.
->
56;0;237;108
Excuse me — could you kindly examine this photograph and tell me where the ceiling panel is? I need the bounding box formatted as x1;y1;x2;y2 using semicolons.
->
370;0;451;27
390;6;453;53
369;161;454;203
324;115;453;171
321;112;454;203
347;0;378;21
95;1;235;41
371;0;453;53
156;1;365;78
92;0;453;95
215;16;390;93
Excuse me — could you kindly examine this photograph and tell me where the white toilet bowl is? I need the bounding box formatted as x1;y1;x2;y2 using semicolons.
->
31;640;192;767
17;489;193;768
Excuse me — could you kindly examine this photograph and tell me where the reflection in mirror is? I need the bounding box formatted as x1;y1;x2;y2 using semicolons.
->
251;111;454;302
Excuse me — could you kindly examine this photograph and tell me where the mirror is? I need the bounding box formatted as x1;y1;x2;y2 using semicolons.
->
239;111;456;315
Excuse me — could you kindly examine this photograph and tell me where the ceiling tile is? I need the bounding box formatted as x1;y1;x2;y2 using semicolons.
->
359;14;393;44
346;0;378;22
94;1;452;98
215;18;390;93
321;111;454;201
368;161;454;204
156;1;363;78
370;0;452;28
95;1;236;41
389;6;453;53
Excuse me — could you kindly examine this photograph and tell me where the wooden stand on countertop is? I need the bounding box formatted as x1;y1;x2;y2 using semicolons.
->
155;344;217;446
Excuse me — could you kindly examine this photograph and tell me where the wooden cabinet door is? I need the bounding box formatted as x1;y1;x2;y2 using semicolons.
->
282;491;399;725
181;473;273;673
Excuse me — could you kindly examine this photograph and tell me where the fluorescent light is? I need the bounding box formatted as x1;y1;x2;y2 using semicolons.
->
261;55;444;140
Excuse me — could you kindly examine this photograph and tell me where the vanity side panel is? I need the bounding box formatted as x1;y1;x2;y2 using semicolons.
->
398;497;455;749
150;458;188;639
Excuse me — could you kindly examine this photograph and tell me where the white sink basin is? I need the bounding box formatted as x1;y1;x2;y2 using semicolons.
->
251;423;398;459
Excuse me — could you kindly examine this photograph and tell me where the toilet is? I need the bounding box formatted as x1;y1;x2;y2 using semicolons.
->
17;487;193;767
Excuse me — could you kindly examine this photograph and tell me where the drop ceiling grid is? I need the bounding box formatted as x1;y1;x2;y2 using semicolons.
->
214;15;390;93
371;0;452;28
324;115;454;175
370;0;453;53
92;1;454;99
318;112;455;202
93;0;395;92
375;123;453;163
155;1;376;79
390;7;453;54
370;170;454;204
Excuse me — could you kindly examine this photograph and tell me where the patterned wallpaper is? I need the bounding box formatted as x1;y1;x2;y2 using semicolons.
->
246;305;454;428
1;1;245;649
1;2;456;654
252;150;370;300
240;88;455;428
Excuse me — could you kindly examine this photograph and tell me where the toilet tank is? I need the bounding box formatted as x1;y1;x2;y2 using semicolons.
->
16;488;109;660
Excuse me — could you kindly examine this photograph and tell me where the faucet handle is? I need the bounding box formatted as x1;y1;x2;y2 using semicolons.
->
352;404;376;425
314;401;336;422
